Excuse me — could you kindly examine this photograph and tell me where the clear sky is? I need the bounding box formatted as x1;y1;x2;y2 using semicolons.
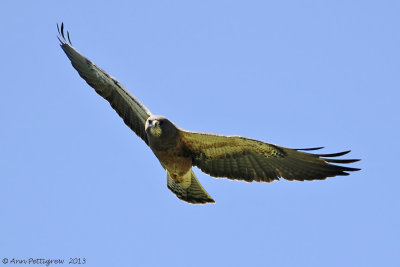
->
1;1;399;266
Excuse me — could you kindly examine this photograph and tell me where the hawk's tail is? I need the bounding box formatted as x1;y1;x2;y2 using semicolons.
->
167;169;215;204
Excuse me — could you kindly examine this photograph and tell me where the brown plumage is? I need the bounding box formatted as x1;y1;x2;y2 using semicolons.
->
58;23;360;204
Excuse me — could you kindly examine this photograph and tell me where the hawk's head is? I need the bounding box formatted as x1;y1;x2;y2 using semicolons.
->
145;115;179;149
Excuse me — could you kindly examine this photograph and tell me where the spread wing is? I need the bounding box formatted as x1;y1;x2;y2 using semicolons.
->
180;131;360;182
57;23;152;144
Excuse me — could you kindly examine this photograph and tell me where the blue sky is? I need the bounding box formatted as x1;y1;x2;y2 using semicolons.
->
1;1;399;266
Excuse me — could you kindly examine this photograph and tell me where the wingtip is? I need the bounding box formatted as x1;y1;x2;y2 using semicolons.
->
57;22;72;46
67;30;72;45
294;146;324;151
317;150;351;157
61;22;65;39
325;158;360;164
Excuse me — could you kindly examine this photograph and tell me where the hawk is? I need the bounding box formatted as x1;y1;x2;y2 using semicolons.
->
57;23;360;204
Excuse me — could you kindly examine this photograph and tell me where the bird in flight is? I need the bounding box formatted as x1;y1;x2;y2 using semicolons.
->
57;23;360;204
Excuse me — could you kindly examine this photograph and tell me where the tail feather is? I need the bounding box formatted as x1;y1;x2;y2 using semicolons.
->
167;170;215;204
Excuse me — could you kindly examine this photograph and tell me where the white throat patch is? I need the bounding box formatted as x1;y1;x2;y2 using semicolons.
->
150;126;162;137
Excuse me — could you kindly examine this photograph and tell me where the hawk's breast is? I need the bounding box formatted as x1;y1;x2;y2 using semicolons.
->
153;145;192;177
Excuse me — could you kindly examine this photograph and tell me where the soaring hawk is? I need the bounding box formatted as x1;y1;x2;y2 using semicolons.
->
57;23;360;204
